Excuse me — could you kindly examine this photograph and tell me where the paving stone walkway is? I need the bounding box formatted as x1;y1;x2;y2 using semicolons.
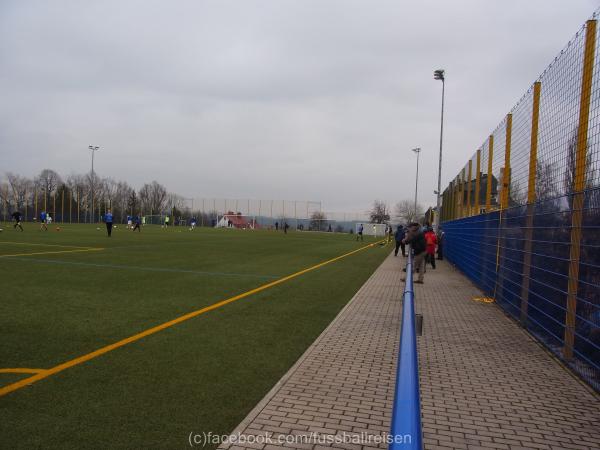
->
220;251;600;450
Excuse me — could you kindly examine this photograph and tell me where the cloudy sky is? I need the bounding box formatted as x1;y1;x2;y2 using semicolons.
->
1;0;598;213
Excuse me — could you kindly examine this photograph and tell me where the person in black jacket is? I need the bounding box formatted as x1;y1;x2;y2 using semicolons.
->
394;225;406;257
437;229;445;260
12;211;24;231
402;222;426;284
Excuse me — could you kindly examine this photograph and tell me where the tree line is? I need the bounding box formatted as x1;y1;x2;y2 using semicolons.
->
0;168;184;223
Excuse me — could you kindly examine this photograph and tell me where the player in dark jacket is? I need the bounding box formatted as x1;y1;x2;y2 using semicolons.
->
394;225;406;257
402;222;426;283
12;211;24;231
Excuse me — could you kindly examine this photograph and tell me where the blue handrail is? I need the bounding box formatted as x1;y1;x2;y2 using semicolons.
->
389;246;423;449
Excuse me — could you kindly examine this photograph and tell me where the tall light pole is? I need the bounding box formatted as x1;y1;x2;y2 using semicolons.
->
434;69;445;231
412;147;421;214
89;145;99;223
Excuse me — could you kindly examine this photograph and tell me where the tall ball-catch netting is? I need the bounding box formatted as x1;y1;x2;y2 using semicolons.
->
355;223;387;237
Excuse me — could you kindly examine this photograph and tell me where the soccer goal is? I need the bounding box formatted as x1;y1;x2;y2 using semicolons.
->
355;223;387;237
143;215;167;226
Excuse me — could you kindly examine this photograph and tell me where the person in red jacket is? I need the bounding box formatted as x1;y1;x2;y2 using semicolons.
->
424;226;438;269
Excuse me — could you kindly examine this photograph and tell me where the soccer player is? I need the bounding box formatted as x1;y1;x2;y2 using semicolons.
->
190;217;197;230
401;222;427;284
12;211;24;231
132;215;141;232
164;215;170;228
356;224;364;241
46;213;52;226
40;211;48;231
104;209;114;237
127;215;132;229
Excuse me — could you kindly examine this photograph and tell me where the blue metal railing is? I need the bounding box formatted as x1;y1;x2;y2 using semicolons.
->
389;246;423;449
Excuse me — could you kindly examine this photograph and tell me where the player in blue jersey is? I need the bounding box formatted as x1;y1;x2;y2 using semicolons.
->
104;210;114;237
132;215;141;232
40;211;48;231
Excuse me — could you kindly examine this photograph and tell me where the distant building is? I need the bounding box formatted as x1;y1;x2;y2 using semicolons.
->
215;211;259;229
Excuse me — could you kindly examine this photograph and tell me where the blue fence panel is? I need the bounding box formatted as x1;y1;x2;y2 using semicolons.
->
442;189;600;392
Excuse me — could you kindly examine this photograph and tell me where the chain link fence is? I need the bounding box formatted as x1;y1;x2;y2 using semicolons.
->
440;12;600;391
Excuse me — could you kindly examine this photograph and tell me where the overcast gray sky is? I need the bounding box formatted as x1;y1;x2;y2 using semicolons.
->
1;0;598;213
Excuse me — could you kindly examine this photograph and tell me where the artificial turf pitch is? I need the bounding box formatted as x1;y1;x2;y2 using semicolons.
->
0;224;390;449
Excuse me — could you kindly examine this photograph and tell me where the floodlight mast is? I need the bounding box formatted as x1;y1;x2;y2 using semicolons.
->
434;69;445;231
412;147;421;214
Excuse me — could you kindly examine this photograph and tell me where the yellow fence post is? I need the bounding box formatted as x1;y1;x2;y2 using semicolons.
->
456;169;464;219
486;135;494;212
520;81;542;326
494;115;512;300
501;114;513;210
460;169;466;218
475;150;481;215
453;180;458;220
449;181;454;220
564;19;596;360
443;189;447;221
467;159;473;216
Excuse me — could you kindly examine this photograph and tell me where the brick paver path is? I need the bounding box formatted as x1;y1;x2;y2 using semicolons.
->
220;252;600;450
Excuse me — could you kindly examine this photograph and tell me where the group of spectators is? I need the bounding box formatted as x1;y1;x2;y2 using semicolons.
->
393;222;444;284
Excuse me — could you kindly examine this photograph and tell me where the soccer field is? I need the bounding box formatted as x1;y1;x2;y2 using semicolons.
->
0;224;389;449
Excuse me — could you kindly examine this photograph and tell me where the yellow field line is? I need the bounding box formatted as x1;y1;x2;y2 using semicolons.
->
0;241;380;398
0;248;104;258
0;368;48;374
0;241;92;249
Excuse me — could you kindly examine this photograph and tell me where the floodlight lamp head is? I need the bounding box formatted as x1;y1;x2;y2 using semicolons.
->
434;69;445;81
412;147;421;154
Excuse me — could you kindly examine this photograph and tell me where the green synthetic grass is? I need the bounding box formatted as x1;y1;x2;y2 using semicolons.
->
0;224;389;449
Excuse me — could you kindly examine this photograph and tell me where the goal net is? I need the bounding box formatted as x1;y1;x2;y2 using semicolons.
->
355;223;387;237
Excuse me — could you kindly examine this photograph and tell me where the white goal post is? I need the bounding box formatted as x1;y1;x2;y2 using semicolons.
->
355;223;387;237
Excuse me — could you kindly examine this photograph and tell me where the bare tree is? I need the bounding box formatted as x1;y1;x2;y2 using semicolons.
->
309;211;327;231
85;171;103;219
113;181;134;221
66;174;88;205
508;179;527;207
102;178;118;209
35;169;62;195
535;160;559;202
0;179;11;212
139;181;167;214
127;190;139;216
395;200;424;224
34;169;62;210
6;173;33;209
369;200;390;224
166;192;185;211
563;129;597;198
